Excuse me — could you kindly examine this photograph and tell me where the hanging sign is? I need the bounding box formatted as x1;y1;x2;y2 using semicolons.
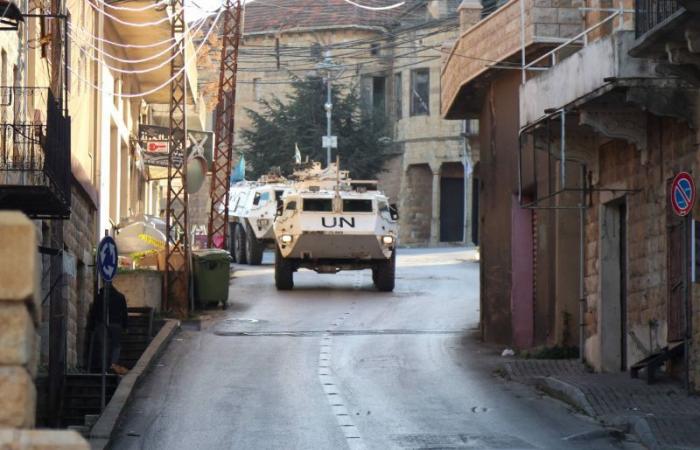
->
671;172;695;217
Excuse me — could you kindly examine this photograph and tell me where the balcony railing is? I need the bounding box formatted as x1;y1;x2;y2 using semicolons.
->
635;0;682;38
0;88;71;219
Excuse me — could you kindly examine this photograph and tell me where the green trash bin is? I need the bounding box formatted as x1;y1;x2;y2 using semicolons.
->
192;249;232;308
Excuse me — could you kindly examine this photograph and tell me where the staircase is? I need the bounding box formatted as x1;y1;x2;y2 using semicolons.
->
119;307;155;369
61;374;119;427
58;307;155;428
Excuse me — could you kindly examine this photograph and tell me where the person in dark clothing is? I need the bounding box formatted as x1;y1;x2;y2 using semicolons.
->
89;285;129;375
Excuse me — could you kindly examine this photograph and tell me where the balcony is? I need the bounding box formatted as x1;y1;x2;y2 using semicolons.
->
0;88;71;219
630;0;698;59
441;0;584;119
635;0;682;38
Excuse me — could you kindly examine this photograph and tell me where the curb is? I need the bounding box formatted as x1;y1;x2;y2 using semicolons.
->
533;376;663;450
89;319;180;450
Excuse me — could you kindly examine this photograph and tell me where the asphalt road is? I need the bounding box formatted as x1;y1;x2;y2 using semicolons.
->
111;247;642;450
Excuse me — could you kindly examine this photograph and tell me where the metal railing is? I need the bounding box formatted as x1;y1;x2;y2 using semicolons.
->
0;88;71;217
635;0;682;38
522;8;631;81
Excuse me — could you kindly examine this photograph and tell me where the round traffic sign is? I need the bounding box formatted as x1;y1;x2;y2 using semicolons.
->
671;172;695;217
97;236;118;282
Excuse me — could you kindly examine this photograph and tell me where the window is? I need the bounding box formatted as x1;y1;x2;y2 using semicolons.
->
394;73;402;119
253;78;262;102
343;199;373;212
253;192;261;205
370;43;380;56
303;198;332;212
372;76;385;112
410;68;430;116
310;42;322;61
285;200;297;211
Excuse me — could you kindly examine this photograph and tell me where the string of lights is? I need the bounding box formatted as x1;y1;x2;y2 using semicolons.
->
85;0;174;27
67;8;222;98
68;16;210;65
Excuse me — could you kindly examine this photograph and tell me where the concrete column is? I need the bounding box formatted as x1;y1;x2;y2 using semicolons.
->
0;212;89;449
430;169;441;244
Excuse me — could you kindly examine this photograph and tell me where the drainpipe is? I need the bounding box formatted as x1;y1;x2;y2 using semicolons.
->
579;163;586;362
462;120;470;245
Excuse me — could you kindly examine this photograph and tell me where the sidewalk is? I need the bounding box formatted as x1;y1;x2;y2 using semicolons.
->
503;359;700;450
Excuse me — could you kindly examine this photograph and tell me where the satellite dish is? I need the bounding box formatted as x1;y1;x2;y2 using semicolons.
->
186;155;207;193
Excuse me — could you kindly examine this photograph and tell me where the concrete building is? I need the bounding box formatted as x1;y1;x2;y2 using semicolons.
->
443;0;700;390
199;0;477;245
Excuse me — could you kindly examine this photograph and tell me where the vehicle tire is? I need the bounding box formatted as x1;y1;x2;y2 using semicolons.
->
234;223;248;264
275;246;294;290
245;223;264;266
373;250;395;292
228;223;237;263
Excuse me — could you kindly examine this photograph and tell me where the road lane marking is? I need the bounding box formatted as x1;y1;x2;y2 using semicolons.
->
316;271;367;450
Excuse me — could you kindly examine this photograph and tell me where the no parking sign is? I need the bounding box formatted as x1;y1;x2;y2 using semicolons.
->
671;172;695;217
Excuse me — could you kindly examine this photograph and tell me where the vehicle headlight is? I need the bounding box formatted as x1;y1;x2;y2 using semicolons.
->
280;234;293;244
382;235;394;245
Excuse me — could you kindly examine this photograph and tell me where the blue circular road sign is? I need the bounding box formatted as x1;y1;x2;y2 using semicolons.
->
97;236;118;282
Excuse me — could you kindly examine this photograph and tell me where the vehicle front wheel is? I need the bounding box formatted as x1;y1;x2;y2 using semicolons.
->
245;223;264;265
373;250;395;292
275;246;294;290
234;223;248;264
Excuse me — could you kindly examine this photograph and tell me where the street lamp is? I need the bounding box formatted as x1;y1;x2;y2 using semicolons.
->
316;50;340;168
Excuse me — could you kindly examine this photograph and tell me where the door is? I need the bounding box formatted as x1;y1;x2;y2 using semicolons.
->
667;180;686;342
600;199;627;371
440;177;464;242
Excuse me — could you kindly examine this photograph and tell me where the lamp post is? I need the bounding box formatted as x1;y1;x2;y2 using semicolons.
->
316;50;339;168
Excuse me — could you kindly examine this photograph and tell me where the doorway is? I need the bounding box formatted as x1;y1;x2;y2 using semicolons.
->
440;162;465;242
600;199;628;371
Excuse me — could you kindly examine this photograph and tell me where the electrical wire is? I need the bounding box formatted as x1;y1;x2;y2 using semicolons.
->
68;8;222;98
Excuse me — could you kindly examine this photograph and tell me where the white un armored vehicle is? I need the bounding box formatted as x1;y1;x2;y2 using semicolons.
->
228;173;288;265
226;163;341;265
273;168;399;291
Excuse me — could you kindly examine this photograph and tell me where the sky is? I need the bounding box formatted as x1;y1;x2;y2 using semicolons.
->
186;0;226;21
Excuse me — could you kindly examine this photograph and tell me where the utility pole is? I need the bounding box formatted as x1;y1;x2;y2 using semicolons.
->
165;0;189;317
325;75;332;167
207;0;243;250
317;50;337;168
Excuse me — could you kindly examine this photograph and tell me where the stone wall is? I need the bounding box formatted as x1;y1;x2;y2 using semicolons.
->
583;116;696;372
62;186;97;370
0;211;88;449
400;164;433;244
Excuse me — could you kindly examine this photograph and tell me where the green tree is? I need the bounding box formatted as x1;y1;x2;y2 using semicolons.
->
240;77;393;180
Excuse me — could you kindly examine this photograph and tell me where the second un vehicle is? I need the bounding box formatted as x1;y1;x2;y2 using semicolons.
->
273;173;399;291
228;174;288;265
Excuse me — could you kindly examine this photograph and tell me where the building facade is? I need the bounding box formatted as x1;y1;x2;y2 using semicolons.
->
0;0;207;423
443;0;700;389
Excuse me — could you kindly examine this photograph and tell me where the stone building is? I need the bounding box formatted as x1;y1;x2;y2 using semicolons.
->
443;0;700;389
0;0;206;423
199;0;477;245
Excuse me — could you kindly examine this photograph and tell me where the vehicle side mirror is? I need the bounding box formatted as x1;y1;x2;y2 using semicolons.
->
389;204;399;221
